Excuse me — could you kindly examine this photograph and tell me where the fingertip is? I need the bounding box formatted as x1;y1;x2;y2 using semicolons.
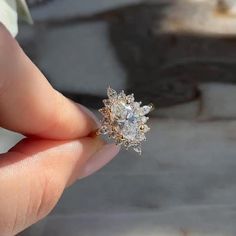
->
78;104;101;129
78;143;121;179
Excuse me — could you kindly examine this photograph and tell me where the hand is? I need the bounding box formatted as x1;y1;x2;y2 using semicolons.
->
0;24;120;236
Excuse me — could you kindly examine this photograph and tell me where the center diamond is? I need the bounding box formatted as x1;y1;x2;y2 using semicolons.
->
111;102;139;140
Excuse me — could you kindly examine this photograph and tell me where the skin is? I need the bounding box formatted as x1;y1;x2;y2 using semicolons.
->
0;24;119;236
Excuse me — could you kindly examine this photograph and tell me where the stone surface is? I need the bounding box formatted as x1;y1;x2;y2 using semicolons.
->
158;0;236;35
4;118;236;236
30;22;126;97
107;3;236;108
25;207;236;236
4;118;235;236
157;101;200;119
30;0;141;20
18;2;236;109
45;119;236;216
199;83;236;120
20;119;236;236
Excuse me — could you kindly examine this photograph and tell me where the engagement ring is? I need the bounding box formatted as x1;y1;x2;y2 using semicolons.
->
97;87;153;155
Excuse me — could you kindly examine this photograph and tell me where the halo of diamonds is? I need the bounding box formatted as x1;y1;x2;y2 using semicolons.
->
98;87;153;154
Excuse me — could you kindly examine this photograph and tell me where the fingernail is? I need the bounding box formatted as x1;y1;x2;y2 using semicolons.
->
78;143;120;179
78;104;101;129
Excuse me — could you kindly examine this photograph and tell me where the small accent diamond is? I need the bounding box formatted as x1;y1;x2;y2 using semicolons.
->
107;87;117;99
139;105;153;116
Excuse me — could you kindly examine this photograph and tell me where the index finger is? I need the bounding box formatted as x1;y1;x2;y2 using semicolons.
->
0;24;99;139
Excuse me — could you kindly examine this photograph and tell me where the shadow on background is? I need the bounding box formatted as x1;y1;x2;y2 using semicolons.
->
22;3;236;110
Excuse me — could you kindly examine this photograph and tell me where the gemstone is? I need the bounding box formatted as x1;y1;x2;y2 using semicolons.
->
140;116;149;123
118;90;126;99
126;94;134;103
99;126;108;134
136;133;146;141
99;107;108;115
111;102;141;139
111;102;128;121
103;99;110;106
107;87;117;99
133;102;141;109
119;120;139;140
139;105;153;116
133;145;142;154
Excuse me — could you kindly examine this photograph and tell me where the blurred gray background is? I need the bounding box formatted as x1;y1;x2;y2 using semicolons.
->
1;0;236;235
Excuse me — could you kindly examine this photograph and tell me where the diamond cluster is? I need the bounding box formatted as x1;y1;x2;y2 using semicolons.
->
98;87;153;154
